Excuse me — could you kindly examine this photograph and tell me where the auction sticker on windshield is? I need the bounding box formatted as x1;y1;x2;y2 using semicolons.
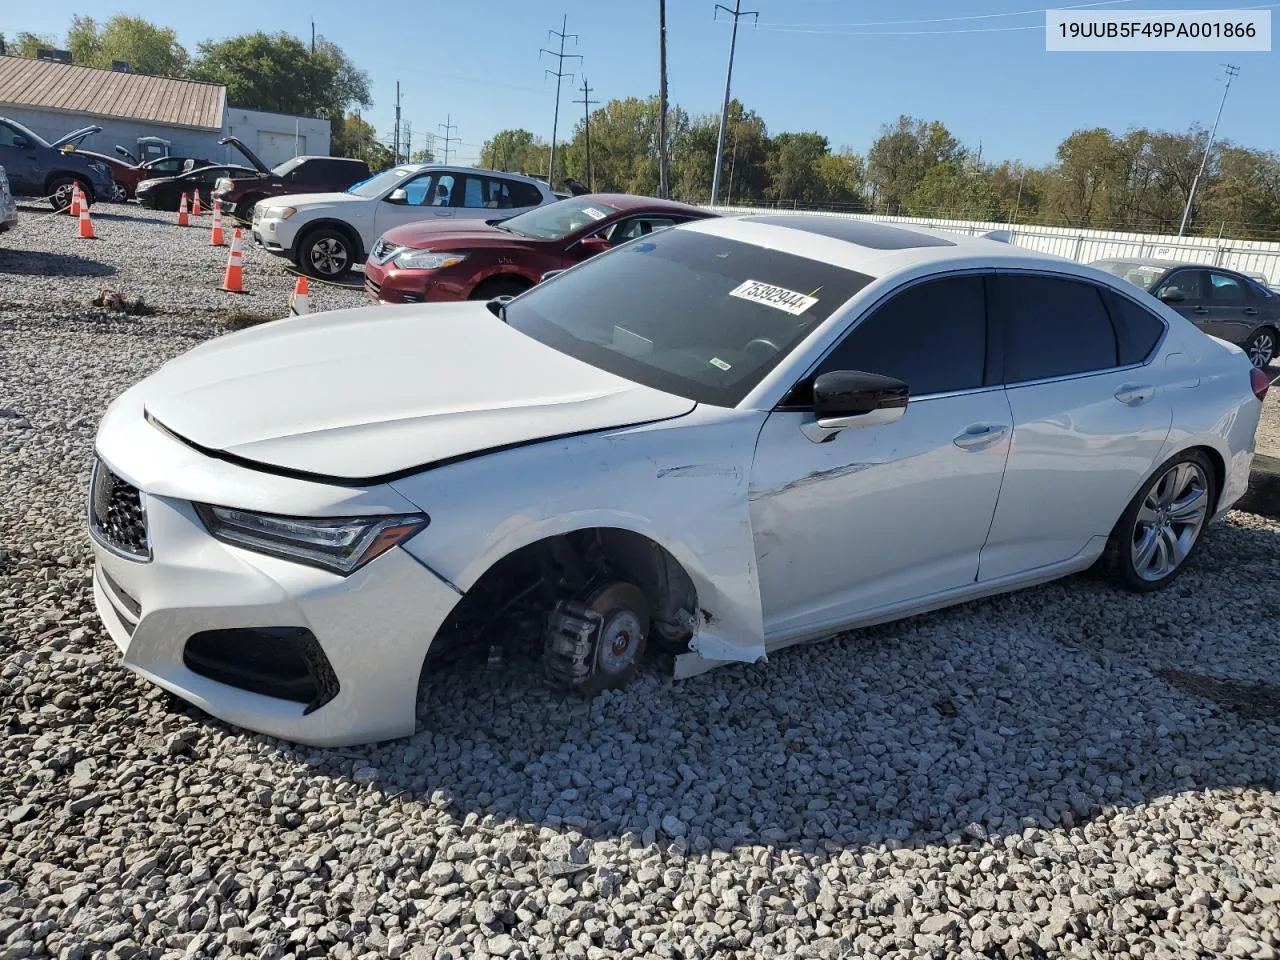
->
729;279;819;316
582;207;608;220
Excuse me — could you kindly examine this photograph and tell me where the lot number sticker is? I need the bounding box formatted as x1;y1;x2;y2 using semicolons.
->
582;207;608;220
729;279;818;316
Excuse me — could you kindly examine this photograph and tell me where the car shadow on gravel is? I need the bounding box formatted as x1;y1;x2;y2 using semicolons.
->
0;249;115;278
268;523;1280;856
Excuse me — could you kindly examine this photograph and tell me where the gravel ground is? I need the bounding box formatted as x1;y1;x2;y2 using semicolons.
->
2;207;1280;960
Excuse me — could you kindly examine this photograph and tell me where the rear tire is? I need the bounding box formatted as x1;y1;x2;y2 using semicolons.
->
235;195;264;223
1245;326;1277;369
1101;449;1216;592
543;581;650;697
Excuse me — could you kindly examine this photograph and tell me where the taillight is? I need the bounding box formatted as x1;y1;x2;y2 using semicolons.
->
1251;366;1270;401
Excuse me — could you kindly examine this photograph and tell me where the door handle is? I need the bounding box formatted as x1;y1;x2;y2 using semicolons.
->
1192;306;1209;315
1244;307;1259;316
1115;383;1154;406
953;424;1009;449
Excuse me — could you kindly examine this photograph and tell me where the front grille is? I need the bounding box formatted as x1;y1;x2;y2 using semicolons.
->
184;628;341;714
370;238;400;264
364;277;381;300
89;459;150;561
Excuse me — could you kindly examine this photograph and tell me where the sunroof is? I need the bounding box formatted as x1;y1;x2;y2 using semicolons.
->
745;215;956;249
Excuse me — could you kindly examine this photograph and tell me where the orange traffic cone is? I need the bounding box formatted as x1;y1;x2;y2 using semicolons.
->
209;200;225;246
219;228;247;293
192;191;203;216
78;200;96;240
177;193;189;226
69;185;81;217
289;275;311;316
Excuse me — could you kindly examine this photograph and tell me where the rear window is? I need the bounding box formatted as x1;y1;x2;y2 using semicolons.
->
1101;290;1165;365
505;227;874;406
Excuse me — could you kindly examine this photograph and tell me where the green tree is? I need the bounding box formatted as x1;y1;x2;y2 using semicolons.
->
66;15;188;76
479;129;542;173
904;160;1001;220
330;112;393;169
6;31;57;57
765;131;830;203
867;116;962;213
1046;127;1118;227
812;149;866;207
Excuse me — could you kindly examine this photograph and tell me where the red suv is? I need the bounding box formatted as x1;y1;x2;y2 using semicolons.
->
363;194;713;304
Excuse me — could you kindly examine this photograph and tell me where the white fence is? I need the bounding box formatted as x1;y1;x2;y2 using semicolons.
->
710;204;1280;287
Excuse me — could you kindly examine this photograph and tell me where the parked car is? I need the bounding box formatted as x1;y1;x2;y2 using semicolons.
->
75;150;214;201
135;163;257;212
211;137;372;222
363;194;713;303
88;214;1264;746
252;164;559;280
1092;257;1280;368
0;117;114;208
1242;269;1277;292
0;165;17;234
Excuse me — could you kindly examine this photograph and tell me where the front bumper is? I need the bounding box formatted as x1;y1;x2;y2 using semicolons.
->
253;215;298;256
88;411;462;746
363;260;466;304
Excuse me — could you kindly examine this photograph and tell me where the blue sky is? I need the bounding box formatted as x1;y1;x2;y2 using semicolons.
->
15;1;1280;166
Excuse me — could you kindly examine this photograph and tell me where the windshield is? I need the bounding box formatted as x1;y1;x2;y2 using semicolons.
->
499;197;621;240
505;227;874;406
272;156;305;177
347;166;418;198
5;118;49;149
1092;260;1168;292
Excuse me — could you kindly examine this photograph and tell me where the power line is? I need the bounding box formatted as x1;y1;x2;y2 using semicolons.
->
711;1;758;207
1179;63;1240;237
759;0;1141;28
540;15;582;188
438;114;459;165
573;77;600;191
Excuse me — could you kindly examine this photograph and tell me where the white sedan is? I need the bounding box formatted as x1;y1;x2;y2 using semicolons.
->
89;214;1265;746
251;164;558;280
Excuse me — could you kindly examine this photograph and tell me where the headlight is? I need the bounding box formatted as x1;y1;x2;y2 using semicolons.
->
214;178;232;193
136;179;157;191
264;206;297;220
393;250;469;270
194;505;429;576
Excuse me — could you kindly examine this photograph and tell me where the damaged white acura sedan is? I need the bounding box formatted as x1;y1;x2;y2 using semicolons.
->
89;214;1266;746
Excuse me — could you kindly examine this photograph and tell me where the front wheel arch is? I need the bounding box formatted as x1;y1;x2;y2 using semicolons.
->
294;222;363;278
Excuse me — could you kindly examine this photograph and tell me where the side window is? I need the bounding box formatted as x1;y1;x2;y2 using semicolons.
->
290;162;322;186
151;158;183;174
1208;272;1247;304
433;173;457;206
994;275;1118;384
815;275;987;397
460;176;490;209
401;174;437;206
505;179;544;208
611;217;679;243
1155;269;1204;302
0;123;27;147
1101;290;1165;365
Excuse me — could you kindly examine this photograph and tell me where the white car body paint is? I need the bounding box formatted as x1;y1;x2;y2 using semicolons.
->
90;215;1262;745
252;164;556;263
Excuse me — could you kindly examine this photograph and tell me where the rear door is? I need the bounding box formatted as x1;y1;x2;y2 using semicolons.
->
1204;270;1258;345
977;273;1173;581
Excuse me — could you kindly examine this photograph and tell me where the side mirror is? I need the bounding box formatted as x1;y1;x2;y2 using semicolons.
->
1158;289;1185;303
12;136;31;150
805;370;908;442
578;236;611;256
386;187;408;204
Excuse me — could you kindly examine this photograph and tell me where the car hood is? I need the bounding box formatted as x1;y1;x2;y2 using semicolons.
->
380;219;546;252
273;191;366;209
139;302;696;481
49;125;102;150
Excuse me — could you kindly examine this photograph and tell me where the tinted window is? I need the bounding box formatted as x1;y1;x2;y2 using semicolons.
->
148;158;186;174
995;275;1118;383
1155;269;1204;301
0;123;31;147
506;228;874;406
747;215;956;249
1102;290;1165;365
505;179;544;207
813;276;987;397
1209;272;1247;304
606;217;681;243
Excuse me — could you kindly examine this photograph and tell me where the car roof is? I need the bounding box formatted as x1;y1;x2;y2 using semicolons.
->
683;213;1066;278
579;193;712;215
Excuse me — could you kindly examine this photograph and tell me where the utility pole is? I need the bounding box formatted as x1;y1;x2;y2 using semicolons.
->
1178;63;1239;237
438;115;458;165
310;20;315;54
403;122;412;163
393;81;401;165
711;1;757;206
1012;169;1026;224
574;77;600;191
540;15;581;190
658;0;670;198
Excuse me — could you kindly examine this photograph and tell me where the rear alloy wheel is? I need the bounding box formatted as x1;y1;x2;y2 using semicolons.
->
543;582;650;697
1246;328;1276;369
1104;450;1215;592
301;229;354;279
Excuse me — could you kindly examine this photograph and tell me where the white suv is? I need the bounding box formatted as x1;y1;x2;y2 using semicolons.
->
252;164;557;279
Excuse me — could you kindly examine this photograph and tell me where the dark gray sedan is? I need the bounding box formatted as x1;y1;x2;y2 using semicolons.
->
1092;258;1280;368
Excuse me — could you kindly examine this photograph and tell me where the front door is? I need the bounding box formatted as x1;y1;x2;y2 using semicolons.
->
1154;268;1209;332
750;274;1012;637
374;171;456;235
978;272;1173;581
0;121;40;194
